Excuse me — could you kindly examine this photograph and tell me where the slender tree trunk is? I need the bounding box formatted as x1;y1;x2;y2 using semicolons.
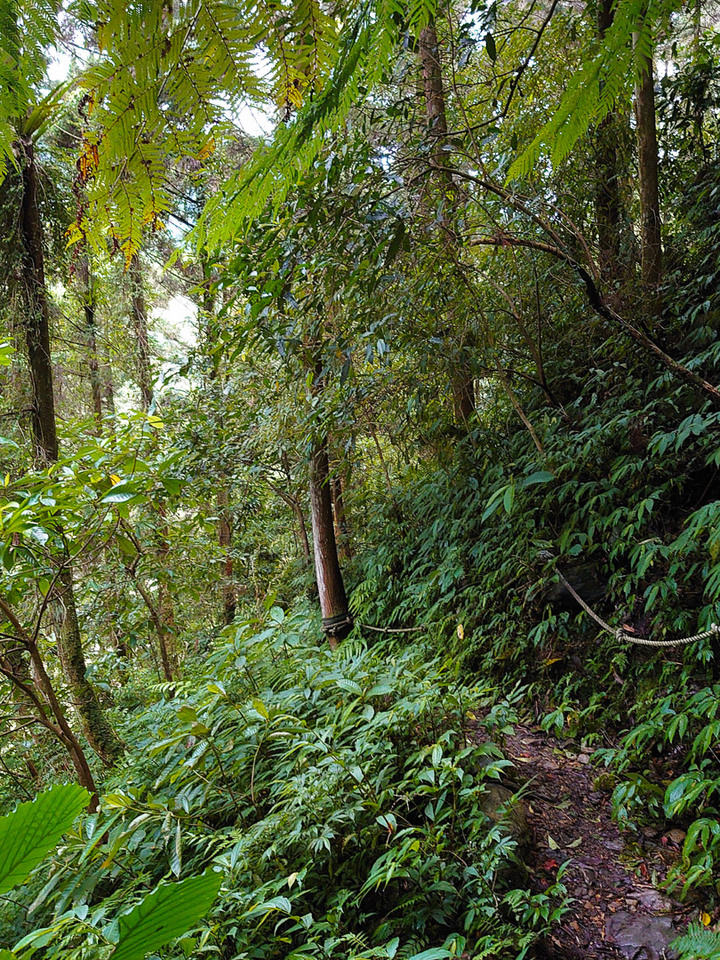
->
201;273;239;625
278;453;311;565
155;501;178;672
418;23;475;424
17;135;120;779
130;571;174;682
217;486;237;624
103;316;117;420
295;498;312;565
418;24;451;176
595;0;629;284
53;567;125;764
267;478;312;566
634;38;662;319
0;597;100;810
129;253;154;411
130;258;178;663
309;437;352;642
29;646;100;808
595;111;623;282
77;255;103;426
330;465;353;561
0;637;51;784
19;136;58;464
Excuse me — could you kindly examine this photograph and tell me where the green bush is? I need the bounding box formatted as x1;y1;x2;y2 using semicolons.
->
16;606;566;960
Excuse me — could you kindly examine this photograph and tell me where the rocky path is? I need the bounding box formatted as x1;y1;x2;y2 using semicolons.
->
497;723;695;960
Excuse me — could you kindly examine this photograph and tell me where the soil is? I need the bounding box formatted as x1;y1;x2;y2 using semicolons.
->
485;721;700;959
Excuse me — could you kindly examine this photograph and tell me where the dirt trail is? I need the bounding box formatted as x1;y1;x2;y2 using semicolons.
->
498;723;694;959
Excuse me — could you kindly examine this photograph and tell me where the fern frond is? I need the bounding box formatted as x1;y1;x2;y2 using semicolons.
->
672;923;720;960
507;0;683;181
76;0;413;251
199;7;403;244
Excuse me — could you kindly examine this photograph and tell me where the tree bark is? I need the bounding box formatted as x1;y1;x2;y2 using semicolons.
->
77;254;103;426
155;501;178;672
594;0;628;284
295;497;311;565
0;597;100;810
17;133;121;778
418;24;451;177
129;253;154;411
19;136;58;464
53;567;125;765
0;636;51;783
130;571;175;682
267;476;312;565
217;486;237;624
634;39;662;318
201;272;239;625
330;465;353;561
309;437;352;641
103;315;117;421
418;23;475;424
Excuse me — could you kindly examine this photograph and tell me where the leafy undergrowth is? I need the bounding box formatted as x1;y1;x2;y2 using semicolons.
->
3;606;566;960
346;360;720;956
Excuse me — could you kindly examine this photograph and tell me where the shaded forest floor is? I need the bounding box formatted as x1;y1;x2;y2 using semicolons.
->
479;722;697;960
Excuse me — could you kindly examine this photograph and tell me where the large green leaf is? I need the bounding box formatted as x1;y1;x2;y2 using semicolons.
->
0;784;90;896
111;870;222;960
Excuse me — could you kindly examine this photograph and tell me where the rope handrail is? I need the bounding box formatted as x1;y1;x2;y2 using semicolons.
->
555;569;720;648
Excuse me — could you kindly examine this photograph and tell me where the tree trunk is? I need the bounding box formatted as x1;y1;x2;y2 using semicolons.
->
18;134;121;780
634;38;662;319
594;0;628;285
77;254;103;426
217;486;237;624
155;501;178;672
309;438;352;642
452;376;475;424
0;636;51;783
418;23;475;424
295;497;312;565
130;571;175;682
0;597;100;810
278;453;311;565
418;24;450;176
330;466;353;561
129;253;154;411
19;136;58;464
53;567;125;765
26;632;99;808
103;315;117;420
130;252;178;663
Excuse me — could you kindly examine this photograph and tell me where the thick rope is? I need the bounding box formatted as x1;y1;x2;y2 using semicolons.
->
359;623;425;634
556;570;720;648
